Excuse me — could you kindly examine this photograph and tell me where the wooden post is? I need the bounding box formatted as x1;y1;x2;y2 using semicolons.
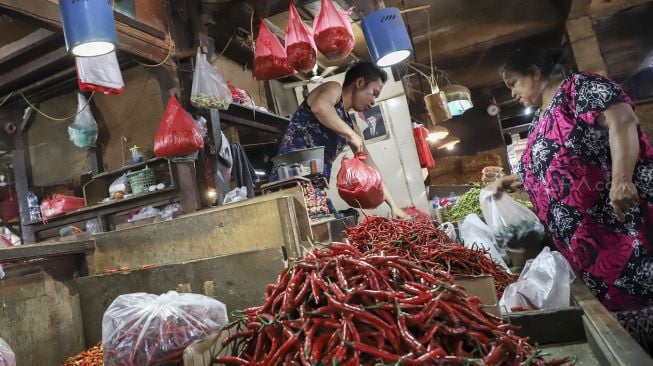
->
88;146;104;175
566;16;609;76
13;108;36;243
173;161;202;214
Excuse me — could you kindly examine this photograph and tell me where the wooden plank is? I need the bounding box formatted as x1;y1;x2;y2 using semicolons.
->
0;46;69;91
589;0;653;17
0;0;171;63
0;28;56;64
76;247;286;346
571;280;653;365
86;196;299;274
174;161;202;213
12;110;35;243
0;239;94;262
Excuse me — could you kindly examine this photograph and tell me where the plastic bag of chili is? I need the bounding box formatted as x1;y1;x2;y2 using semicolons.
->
336;153;384;209
313;0;355;61
254;21;296;80
285;2;317;73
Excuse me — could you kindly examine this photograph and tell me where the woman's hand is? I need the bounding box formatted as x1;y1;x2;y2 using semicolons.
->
391;205;409;219
610;179;640;222
487;174;523;197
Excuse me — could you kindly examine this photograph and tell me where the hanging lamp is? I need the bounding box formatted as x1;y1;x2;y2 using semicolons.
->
443;84;473;116
426;125;449;142
59;0;118;57
437;136;461;150
362;3;413;67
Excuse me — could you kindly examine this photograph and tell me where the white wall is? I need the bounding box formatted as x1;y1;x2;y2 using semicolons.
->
295;69;429;215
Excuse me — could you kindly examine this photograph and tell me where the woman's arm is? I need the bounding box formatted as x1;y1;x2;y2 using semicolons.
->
307;82;364;153
598;103;641;222
487;174;523;197
352;124;407;218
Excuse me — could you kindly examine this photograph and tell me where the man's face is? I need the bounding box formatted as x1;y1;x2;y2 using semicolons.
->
366;116;377;128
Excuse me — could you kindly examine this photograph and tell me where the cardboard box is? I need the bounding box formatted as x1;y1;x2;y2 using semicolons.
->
454;275;500;316
183;333;225;366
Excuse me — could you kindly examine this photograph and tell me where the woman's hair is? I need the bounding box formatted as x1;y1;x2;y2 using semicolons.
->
343;61;388;87
500;47;567;79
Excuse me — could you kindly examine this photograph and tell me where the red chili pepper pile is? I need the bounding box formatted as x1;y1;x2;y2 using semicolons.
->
62;343;103;366
213;242;571;366
314;27;354;61
286;42;317;73
346;216;517;296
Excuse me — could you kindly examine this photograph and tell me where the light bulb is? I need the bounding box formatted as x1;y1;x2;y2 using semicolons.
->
524;106;533;115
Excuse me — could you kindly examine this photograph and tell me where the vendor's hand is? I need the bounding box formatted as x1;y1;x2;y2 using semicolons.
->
610;179;639;222
347;133;364;154
391;206;409;220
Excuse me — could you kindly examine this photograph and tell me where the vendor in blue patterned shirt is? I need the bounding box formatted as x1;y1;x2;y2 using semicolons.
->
274;62;406;218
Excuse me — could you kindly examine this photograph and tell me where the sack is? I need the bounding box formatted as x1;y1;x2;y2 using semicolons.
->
154;95;204;157
336;153;384;209
254;21;296;80
0;338;15;366
40;194;85;219
76;51;125;94
313;0;354;61
102;291;228;365
499;247;575;313
68;93;98;149
480;188;544;248
190;49;232;110
285;2;317;72
459;214;510;271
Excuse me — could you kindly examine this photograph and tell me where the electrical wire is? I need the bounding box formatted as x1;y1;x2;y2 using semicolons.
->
20;92;96;121
0;91;14;108
133;33;174;68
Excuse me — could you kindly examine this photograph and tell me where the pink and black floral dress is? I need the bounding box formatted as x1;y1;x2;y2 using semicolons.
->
518;72;653;351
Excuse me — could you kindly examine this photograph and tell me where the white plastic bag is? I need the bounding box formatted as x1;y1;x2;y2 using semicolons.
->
499;247;576;313
437;222;457;241
480;189;544;248
109;174;130;195
86;219;102;235
76;51;125;94
160;203;182;221
0;338;16;366
223;186;248;205
190;49;233;110
128;205;161;222
102;291;228;365
68;93;98;149
460;214;510;271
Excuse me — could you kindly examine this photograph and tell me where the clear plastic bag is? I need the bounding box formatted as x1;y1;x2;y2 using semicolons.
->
459;214;510;271
160;203;182;221
109;173;130;195
479;188;545;248
194;116;208;138
0;338;15;366
102;291;228;365
190;49;232;110
499;247;576;313
86;219;102;235
223;186;248;205
128;205;161;222
76;51;125;94
68;93;98;149
437;222;457;242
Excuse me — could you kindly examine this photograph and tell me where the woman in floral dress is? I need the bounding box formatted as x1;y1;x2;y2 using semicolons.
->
490;47;653;353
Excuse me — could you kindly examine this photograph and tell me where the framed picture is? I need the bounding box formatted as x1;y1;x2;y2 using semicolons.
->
348;104;389;143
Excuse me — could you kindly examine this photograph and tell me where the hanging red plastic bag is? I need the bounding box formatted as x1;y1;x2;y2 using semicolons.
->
313;0;354;61
154;95;204;157
285;2;317;72
76;51;125;94
336;153;384;209
413;124;435;168
254;21;296;80
40;194;85;219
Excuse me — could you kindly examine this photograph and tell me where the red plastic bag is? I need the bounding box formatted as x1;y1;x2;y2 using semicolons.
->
336;153;384;209
285;2;317;72
413;124;435;169
313;0;354;61
40;194;85;219
154;95;204;157
254;21;296;80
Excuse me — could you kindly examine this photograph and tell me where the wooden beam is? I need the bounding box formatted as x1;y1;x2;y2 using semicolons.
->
589;0;653;17
0;239;94;262
0;0;171;64
0;46;69;91
566;16;609;75
0;28;57;65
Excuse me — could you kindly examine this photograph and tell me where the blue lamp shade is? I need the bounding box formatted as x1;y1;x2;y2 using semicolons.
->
443;84;473;116
59;0;118;57
362;7;413;67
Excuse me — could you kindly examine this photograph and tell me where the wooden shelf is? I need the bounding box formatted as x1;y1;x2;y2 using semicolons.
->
220;104;290;134
90;157;169;180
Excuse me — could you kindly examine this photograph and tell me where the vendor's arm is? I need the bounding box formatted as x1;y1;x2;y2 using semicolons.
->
353;124;408;219
598;103;641;222
487;174;523;196
307;82;364;153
